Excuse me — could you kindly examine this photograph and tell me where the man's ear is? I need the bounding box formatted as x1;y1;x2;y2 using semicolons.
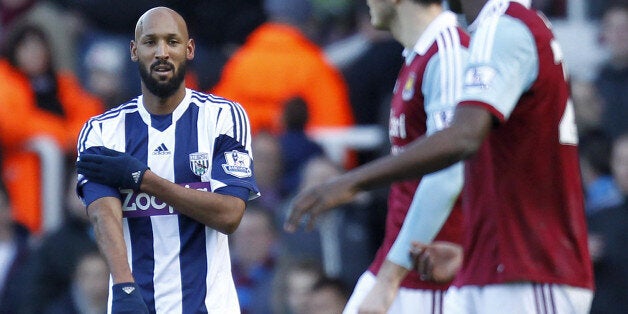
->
130;40;139;62
187;38;195;60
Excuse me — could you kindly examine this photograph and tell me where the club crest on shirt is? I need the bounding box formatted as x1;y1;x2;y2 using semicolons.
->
464;66;496;93
222;150;252;178
402;73;416;101
189;152;209;176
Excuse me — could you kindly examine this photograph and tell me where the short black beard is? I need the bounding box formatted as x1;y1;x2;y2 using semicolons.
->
138;60;186;98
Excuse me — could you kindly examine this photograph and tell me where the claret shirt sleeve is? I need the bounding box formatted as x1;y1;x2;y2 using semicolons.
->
458;16;539;122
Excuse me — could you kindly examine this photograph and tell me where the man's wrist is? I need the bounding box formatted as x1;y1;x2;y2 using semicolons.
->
377;259;409;287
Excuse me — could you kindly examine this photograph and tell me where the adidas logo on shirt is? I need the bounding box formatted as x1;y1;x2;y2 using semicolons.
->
153;143;171;155
131;171;142;184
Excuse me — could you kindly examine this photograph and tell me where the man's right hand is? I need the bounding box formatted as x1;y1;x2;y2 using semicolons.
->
112;282;149;314
411;241;463;284
283;174;358;232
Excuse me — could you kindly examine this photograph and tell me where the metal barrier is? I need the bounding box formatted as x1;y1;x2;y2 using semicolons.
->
309;125;387;166
27;136;64;233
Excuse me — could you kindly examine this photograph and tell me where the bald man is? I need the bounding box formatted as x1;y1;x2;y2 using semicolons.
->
76;7;259;313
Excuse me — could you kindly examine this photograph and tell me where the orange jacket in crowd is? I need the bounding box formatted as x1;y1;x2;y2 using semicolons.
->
0;59;103;233
211;22;354;135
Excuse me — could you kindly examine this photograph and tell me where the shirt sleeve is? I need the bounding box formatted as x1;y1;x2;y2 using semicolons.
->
387;163;464;269
386;37;467;269
458;15;538;122
76;120;121;206
210;102;260;201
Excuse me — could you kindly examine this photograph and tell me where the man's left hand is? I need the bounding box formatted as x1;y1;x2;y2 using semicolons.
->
77;146;149;190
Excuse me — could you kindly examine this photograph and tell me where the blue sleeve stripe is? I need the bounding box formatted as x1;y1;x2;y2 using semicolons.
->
202;92;250;147
77;101;138;152
232;103;246;145
233;102;250;148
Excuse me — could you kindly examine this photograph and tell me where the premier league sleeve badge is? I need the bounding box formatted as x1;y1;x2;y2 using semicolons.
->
222;150;252;178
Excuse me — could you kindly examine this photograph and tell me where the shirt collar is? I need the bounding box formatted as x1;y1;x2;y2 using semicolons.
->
468;0;531;32
403;10;458;65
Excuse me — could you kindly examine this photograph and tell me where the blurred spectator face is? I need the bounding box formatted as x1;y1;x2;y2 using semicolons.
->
571;80;603;133
299;157;341;192
600;7;628;60
287;269;320;314
83;41;126;104
305;285;347;314
74;253;109;308
611;135;628;193
252;133;283;190
14;31;50;77
232;208;276;268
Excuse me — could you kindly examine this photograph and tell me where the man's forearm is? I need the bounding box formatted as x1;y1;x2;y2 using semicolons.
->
88;197;134;283
377;259;411;287
140;171;245;234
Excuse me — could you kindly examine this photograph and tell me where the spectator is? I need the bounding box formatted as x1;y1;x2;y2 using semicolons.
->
279;97;325;197
0;181;31;313
579;129;623;214
587;132;628;313
305;277;349;314
43;250;109;314
571;80;604;137
251;132;285;211
15;169;98;314
595;3;628;140
211;0;354;137
0;22;103;233
231;205;280;314
272;258;325;314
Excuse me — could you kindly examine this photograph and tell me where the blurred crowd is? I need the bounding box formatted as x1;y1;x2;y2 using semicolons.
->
0;0;626;313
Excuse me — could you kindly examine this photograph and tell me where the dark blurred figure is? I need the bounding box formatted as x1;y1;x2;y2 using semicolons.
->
43;250;109;314
0;181;31;314
15;170;98;314
571;80;604;136
279;97;324;197
531;0;567;18
231;205;279;314
595;3;628;140
587;132;628;314
579;129;622;214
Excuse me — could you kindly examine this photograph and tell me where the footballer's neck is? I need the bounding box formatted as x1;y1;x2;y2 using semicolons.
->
142;85;187;115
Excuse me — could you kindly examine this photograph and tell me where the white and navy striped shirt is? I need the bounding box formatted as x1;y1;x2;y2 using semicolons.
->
77;88;259;313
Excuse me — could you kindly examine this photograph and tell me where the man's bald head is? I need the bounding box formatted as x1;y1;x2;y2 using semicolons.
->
135;7;189;41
